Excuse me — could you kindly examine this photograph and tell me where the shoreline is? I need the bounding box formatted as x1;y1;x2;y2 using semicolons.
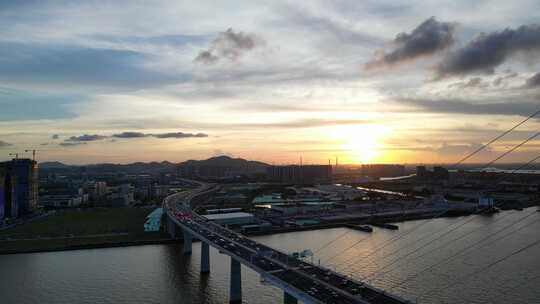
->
0;238;180;256
3;207;529;255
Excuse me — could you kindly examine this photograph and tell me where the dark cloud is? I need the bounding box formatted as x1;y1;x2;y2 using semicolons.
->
51;134;59;139
112;132;147;138
59;142;87;147
436;24;540;78
195;51;219;64
448;77;488;89
366;17;455;69
66;134;107;142
195;28;260;64
152;132;208;139
64;131;208;143
525;72;540;88
394;97;538;117
493;72;518;86
0;140;13;148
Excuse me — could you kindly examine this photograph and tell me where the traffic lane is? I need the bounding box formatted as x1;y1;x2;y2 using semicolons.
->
170;200;395;303
185;219;367;303
274;270;359;304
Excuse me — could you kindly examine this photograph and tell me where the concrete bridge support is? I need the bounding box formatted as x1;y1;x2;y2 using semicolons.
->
183;229;193;255
167;217;177;239
201;241;210;273
284;292;298;304
229;258;242;304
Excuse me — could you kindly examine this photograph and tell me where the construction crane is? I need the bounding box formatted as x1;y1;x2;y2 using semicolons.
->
24;149;37;162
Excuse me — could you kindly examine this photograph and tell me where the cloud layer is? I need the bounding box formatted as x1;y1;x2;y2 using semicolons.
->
62;131;209;145
525;72;540;87
0;140;13;148
366;17;455;69
436;24;540;78
195;28;260;64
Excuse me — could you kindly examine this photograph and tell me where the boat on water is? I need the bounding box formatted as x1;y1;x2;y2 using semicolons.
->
357;225;373;232
477;206;500;215
372;223;399;230
346;224;373;232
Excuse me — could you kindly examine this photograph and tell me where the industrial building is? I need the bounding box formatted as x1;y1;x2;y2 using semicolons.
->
203;212;255;226
266;165;332;184
0;158;39;220
262;202;338;216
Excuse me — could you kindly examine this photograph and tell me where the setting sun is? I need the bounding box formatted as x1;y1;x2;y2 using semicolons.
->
334;125;387;164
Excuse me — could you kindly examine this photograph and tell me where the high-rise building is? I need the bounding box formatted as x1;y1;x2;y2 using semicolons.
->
0;158;39;220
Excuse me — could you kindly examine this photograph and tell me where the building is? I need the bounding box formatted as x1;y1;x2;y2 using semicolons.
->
265;202;337;216
416;166;449;180
203;212;255;226
144;208;163;232
416;166;428;179
266;165;332;184
0;159;38;220
107;184;134;207
361;164;405;178
40;193;87;208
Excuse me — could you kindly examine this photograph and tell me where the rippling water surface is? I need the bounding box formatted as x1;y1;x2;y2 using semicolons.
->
1;208;539;304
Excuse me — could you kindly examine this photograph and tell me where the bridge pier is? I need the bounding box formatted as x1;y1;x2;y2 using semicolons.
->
229;258;242;304
167;217;177;239
201;241;210;273
284;292;297;304
183;229;193;255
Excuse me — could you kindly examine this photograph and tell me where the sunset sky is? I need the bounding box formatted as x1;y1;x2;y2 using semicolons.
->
0;0;539;165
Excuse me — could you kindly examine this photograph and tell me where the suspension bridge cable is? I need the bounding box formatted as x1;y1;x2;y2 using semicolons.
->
453;109;540;165
365;210;539;302
482;131;540;168
312;229;354;255
369;212;540;288
328;208;451;266
417;236;540;301
359;154;540;282
311;109;540;270
357;214;481;281
326;139;540;275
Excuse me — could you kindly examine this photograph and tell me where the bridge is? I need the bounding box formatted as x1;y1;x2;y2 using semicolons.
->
164;181;413;304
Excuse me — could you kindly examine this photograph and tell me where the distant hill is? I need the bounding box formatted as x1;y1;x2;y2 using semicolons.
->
39;161;177;174
83;161;177;174
39;156;269;176
39;161;72;169
181;155;268;168
179;156;269;176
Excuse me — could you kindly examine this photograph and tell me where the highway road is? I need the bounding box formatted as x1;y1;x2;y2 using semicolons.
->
164;182;411;304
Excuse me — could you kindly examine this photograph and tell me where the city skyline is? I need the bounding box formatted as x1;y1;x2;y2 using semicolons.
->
1;1;540;165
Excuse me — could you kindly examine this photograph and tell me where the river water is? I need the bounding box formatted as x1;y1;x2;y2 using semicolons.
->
1;208;539;304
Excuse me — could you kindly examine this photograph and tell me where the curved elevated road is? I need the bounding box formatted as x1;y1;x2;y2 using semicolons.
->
164;181;412;304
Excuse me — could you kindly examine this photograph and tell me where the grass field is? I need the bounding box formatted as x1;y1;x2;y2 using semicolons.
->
0;207;171;253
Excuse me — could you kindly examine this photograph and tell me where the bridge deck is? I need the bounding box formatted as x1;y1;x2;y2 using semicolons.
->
165;184;412;304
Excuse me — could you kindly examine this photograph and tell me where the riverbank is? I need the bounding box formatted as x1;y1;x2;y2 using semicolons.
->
0;238;179;255
0;207;171;255
245;206;476;236
1;205;478;254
